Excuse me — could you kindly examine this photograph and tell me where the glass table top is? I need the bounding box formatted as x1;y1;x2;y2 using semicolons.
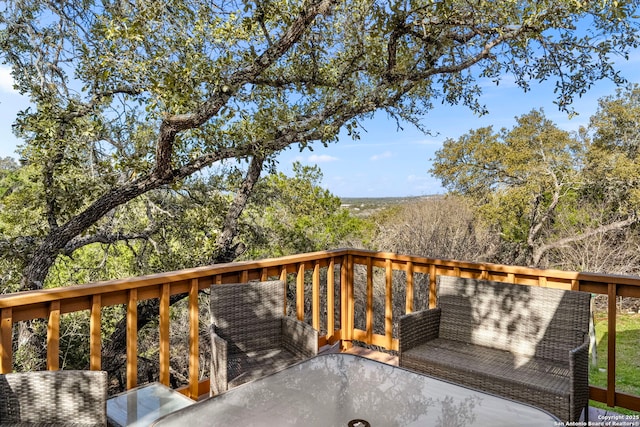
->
107;382;195;427
152;353;559;426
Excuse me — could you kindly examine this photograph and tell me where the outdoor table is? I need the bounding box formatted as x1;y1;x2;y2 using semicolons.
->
107;382;195;427
151;353;559;426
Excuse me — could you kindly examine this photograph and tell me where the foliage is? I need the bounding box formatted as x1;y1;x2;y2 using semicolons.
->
430;110;584;265
430;85;640;271
16;165;362;288
583;84;640;215
243;162;367;258
0;157;18;194
1;0;638;289
549;84;640;274
558;86;640;274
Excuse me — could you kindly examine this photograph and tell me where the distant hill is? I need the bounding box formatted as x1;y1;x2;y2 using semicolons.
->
340;195;440;217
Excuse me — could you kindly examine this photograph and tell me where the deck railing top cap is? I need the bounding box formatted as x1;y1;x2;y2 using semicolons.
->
0;249;351;307
2;248;640;308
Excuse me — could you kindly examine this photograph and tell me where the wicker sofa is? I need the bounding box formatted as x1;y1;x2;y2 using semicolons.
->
0;370;108;426
399;276;591;422
209;280;318;395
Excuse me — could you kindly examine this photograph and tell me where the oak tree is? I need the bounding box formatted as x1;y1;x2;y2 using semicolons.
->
1;0;639;289
430;108;640;268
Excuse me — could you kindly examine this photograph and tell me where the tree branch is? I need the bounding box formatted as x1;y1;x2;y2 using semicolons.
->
161;0;336;132
528;150;562;250
532;214;638;266
154;0;335;178
62;230;156;256
20;0;336;290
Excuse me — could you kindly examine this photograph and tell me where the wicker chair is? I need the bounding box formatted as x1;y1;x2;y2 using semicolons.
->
0;370;108;426
399;276;591;423
209;280;318;395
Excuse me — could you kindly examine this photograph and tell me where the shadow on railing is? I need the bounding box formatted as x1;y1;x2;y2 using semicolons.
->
0;249;638;411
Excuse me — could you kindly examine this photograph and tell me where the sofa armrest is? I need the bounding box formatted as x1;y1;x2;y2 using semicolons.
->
399;308;441;354
569;340;590;422
210;325;228;396
282;317;318;359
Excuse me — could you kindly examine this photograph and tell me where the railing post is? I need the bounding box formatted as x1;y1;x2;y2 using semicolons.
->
0;308;12;373
188;279;199;399
327;258;335;343
280;267;287;317
539;276;548;288
296;263;305;322
571;279;580;291
47;301;60;371
90;295;102;371
126;289;138;389
384;258;393;350
348;255;355;345
366;258;373;344
340;255;353;350
607;283;617;408
159;284;170;386
339;258;346;348
429;264;437;309
312;261;320;331
406;261;414;314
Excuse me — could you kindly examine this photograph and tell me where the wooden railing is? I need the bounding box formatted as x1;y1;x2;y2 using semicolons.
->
0;249;638;411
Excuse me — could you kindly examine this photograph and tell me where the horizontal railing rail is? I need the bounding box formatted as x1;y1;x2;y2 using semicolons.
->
0;249;638;411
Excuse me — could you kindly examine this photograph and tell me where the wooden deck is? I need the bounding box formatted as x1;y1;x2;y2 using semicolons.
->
323;345;627;423
2;249;638;412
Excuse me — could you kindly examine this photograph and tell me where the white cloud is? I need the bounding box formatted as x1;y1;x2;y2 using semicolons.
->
308;154;338;163
370;151;392;161
0;66;16;94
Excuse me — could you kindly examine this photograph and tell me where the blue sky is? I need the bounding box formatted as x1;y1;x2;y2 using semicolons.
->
2;52;640;198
